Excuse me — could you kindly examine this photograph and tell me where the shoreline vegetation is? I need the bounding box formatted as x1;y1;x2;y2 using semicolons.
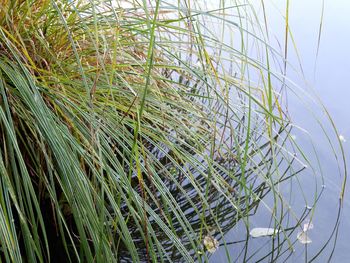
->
0;0;346;262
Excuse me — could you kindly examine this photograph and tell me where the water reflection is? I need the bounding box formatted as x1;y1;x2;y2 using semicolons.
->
115;1;347;261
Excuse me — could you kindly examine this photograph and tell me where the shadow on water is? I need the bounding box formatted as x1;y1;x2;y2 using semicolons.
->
113;1;347;262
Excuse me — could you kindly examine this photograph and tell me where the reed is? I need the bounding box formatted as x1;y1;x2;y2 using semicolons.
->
0;0;346;262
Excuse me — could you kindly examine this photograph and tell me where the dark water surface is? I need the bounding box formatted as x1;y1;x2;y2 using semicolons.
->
211;0;350;261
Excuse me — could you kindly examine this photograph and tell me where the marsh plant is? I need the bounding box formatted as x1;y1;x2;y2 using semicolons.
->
0;0;346;262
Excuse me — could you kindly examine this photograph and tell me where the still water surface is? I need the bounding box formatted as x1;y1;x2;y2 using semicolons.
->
210;0;350;261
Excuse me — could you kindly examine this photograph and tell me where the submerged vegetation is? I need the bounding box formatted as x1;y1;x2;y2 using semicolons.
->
0;0;346;262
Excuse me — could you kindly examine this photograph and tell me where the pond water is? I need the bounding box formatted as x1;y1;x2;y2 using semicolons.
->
209;0;350;261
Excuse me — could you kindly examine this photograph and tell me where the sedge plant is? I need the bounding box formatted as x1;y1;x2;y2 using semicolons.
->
0;0;346;262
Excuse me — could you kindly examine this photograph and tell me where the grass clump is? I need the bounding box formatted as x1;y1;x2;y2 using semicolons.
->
0;0;345;262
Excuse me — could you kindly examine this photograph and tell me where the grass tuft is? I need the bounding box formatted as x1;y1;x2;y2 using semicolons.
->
0;0;346;262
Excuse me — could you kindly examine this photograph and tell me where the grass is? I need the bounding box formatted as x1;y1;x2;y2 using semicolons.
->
0;0;346;262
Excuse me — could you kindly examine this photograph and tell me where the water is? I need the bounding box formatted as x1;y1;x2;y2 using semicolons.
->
285;1;350;261
208;0;350;261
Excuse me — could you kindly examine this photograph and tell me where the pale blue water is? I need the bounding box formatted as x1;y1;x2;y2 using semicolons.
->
210;0;350;261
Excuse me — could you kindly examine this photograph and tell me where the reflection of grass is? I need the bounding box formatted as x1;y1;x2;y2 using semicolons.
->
0;0;346;262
